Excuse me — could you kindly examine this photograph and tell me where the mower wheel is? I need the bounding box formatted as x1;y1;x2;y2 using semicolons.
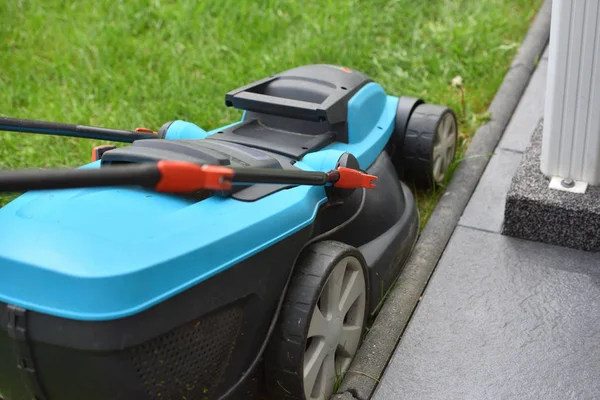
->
264;240;368;400
400;104;458;190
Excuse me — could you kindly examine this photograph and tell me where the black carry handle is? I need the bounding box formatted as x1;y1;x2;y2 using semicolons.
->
224;75;333;123
0;117;158;143
226;91;329;122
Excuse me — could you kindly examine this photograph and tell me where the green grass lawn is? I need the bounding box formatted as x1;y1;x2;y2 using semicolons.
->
0;0;543;226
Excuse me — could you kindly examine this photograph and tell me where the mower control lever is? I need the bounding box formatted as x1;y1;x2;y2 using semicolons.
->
328;167;377;189
0;161;378;194
155;161;378;192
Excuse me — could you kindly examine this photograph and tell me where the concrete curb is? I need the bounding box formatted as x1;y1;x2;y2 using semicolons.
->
333;1;553;399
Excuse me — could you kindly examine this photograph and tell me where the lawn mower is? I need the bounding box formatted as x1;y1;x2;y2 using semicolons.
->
0;64;458;400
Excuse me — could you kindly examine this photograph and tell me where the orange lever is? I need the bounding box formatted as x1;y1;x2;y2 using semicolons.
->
91;145;117;162
134;127;157;134
155;161;234;193
333;167;377;189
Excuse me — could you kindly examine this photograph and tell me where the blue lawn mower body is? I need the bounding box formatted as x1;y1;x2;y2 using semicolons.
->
0;65;457;400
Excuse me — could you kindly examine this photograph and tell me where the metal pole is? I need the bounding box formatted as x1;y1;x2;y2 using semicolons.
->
541;0;600;192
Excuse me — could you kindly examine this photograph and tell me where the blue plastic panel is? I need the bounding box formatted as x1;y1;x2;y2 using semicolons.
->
0;84;399;321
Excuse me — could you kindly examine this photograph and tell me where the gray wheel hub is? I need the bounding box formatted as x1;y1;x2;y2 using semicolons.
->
303;256;367;400
432;112;457;184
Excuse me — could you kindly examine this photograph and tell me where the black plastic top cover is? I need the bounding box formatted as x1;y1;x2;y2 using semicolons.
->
99;138;298;202
225;64;372;125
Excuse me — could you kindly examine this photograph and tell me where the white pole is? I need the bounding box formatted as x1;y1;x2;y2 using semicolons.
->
541;0;600;190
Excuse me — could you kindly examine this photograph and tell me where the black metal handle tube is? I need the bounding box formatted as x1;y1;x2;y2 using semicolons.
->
0;117;157;143
0;164;161;192
231;168;329;186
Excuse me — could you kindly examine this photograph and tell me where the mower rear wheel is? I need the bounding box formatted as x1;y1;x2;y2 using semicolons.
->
400;104;458;190
265;241;368;400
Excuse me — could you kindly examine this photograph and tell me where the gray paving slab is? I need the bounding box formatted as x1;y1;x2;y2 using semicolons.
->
337;3;553;398
373;226;600;400
458;148;523;233
497;53;548;153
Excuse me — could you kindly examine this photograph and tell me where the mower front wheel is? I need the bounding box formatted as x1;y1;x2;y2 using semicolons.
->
264;241;369;400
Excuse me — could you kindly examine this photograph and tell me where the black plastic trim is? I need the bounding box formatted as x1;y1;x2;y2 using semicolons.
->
206;118;336;160
393;96;424;151
157;121;174;139
100;137;302;202
5;306;48;400
311;151;420;314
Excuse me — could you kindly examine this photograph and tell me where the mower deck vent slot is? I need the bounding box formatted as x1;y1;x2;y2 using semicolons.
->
129;306;243;400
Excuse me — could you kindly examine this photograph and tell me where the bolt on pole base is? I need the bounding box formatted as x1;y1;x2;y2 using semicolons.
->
549;176;588;194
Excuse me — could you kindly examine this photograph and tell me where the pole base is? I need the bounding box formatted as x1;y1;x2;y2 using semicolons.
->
503;119;600;252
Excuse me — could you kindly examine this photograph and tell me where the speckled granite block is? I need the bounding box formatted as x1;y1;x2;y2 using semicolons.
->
503;119;600;252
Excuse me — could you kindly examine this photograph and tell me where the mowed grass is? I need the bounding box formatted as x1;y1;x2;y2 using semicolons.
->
0;0;542;225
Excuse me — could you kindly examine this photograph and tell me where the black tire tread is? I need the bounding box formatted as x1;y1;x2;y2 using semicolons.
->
264;240;369;400
401;104;457;190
